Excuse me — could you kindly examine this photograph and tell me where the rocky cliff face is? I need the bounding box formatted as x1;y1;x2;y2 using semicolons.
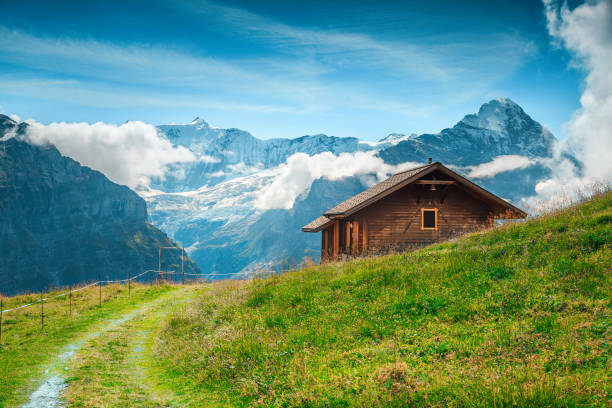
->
0;117;200;295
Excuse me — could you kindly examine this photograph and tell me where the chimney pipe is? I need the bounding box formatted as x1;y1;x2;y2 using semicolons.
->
428;158;432;164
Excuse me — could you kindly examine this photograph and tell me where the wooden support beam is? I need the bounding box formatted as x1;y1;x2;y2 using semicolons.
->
322;230;328;262
345;221;351;251
414;180;455;185
362;219;368;253
352;220;359;256
333;221;339;258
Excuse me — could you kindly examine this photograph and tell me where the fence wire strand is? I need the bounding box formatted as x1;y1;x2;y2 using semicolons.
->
1;269;252;315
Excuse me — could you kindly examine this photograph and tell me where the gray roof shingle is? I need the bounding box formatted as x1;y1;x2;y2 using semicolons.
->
324;164;432;215
301;163;433;232
301;215;333;232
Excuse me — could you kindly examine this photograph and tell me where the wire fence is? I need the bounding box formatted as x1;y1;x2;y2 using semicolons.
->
0;268;250;347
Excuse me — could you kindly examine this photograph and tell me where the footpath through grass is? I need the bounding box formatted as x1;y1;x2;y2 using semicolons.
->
63;285;206;407
0;282;178;407
156;192;611;407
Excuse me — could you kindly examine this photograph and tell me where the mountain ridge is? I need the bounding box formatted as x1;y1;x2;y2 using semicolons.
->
146;98;560;278
0;98;564;283
0;118;201;294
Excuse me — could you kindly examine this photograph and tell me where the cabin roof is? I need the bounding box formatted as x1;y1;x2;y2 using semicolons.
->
302;161;527;232
324;163;432;216
302;215;333;232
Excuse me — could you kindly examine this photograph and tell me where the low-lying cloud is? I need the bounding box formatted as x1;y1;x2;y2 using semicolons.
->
533;0;612;205
254;151;420;210
24;120;195;189
467;155;535;179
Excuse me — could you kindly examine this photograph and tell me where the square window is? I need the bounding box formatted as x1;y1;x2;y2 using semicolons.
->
422;209;437;230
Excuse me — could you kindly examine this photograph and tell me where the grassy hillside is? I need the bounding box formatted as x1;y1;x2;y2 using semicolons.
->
156;191;611;407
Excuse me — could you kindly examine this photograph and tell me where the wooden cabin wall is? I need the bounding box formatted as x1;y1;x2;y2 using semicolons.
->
349;183;494;254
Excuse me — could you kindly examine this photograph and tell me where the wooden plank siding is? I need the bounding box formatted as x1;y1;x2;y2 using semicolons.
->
342;183;494;255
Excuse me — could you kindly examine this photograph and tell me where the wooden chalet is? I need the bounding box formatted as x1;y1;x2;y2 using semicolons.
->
302;160;527;261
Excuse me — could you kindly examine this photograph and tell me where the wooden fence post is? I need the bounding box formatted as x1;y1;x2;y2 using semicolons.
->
69;284;72;316
128;270;131;297
182;248;185;285
98;273;102;307
40;289;44;331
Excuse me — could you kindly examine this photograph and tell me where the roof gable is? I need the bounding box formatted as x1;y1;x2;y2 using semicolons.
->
302;162;527;232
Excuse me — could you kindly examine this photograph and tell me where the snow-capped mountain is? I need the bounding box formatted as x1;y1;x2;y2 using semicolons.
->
380;98;556;165
377;132;418;146
145;98;559;278
154;121;373;192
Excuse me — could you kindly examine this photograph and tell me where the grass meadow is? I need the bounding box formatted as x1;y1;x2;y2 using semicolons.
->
154;191;611;407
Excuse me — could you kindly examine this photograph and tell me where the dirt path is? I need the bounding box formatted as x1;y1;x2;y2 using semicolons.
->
62;286;203;407
21;286;201;408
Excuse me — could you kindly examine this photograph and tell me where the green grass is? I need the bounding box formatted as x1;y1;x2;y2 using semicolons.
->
0;282;179;407
154;191;611;407
63;285;205;407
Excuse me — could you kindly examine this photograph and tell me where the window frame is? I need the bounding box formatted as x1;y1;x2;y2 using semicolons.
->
421;208;438;230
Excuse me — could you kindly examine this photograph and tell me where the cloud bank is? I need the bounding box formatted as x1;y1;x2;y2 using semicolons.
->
467;155;535;179
24;120;195;189
254;151;420;210
534;0;612;203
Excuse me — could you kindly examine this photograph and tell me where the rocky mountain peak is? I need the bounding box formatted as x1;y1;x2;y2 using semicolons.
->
378;133;418;145
0;113;16;124
188;117;210;127
0;114;18;137
459;98;528;133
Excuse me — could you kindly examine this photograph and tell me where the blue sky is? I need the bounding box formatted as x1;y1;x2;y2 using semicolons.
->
0;0;585;140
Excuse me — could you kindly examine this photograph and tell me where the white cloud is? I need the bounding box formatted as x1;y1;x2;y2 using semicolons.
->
23;120;195;189
182;0;534;84
527;0;612;208
254;151;420;210
467;155;535;179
